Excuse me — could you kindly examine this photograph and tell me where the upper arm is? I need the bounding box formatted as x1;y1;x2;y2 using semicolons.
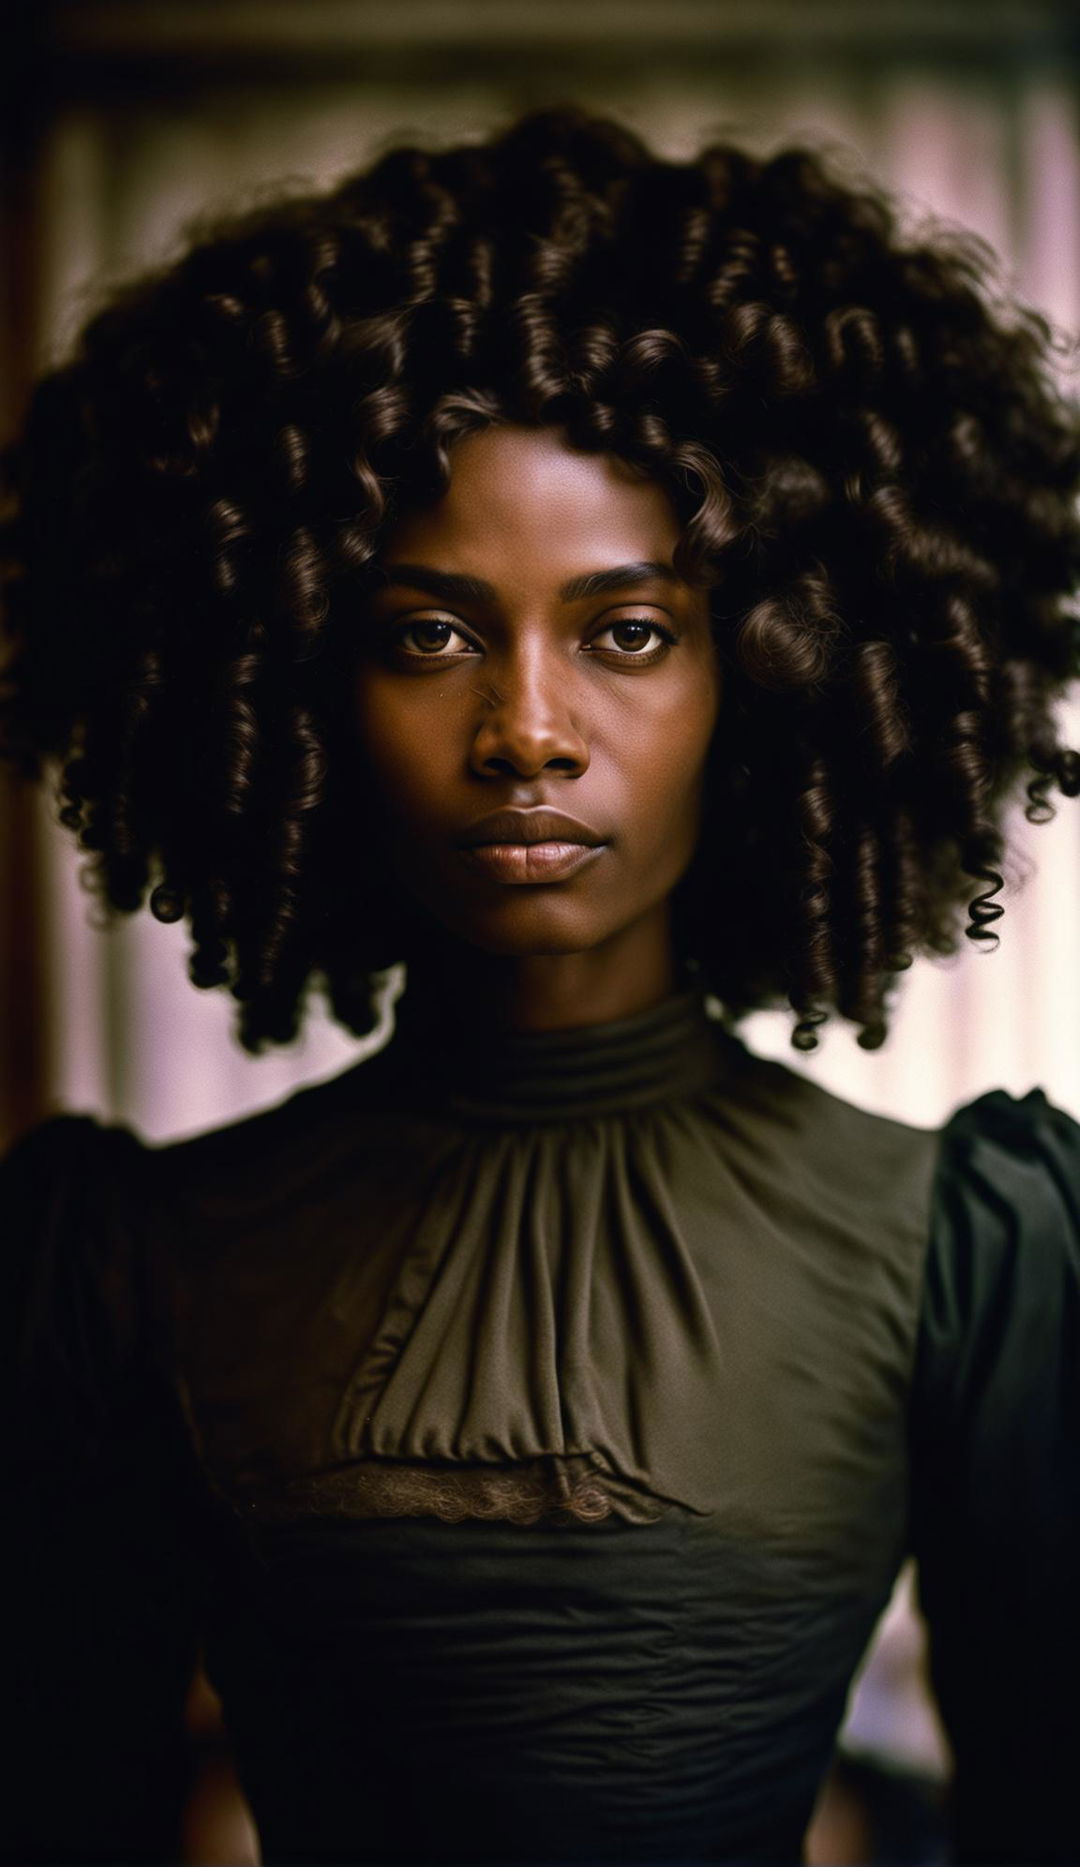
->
909;1088;1080;1866
3;1116;204;1862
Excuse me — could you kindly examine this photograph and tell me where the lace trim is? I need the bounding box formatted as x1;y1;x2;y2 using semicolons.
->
239;1453;674;1527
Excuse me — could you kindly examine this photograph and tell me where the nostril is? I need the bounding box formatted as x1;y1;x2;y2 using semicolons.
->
470;706;591;781
481;752;585;778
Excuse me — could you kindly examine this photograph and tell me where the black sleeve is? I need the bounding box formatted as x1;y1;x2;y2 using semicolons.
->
909;1087;1080;1866
2;1115;203;1864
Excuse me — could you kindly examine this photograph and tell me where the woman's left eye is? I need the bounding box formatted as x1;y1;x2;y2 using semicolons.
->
590;619;677;657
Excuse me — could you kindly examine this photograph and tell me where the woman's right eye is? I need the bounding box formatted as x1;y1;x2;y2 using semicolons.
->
393;618;477;657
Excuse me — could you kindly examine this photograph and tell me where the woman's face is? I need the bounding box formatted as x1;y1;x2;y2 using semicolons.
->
354;424;719;963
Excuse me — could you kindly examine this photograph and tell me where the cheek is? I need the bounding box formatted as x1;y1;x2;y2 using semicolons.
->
354;680;449;815
624;685;718;843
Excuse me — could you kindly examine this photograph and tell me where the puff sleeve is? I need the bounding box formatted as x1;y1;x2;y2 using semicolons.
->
2;1115;203;1863
910;1087;1080;1866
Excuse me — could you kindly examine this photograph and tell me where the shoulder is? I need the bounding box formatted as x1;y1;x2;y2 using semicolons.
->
914;1084;1080;1431
724;1044;944;1225
2;1106;146;1182
1;1114;163;1475
926;1086;1080;1330
2;1037;399;1279
153;1037;401;1217
937;1079;1080;1174
1;1110;154;1261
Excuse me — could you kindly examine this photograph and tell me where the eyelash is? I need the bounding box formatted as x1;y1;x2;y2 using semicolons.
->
389;617;680;664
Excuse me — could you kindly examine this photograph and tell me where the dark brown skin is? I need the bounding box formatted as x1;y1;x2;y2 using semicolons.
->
354;425;720;1035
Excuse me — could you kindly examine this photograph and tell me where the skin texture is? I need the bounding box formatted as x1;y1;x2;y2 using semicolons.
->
354;425;720;1034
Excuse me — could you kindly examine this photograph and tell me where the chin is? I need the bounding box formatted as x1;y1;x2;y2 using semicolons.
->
476;933;597;959
448;899;619;959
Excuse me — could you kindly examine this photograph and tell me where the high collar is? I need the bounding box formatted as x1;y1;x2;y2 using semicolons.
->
386;985;741;1124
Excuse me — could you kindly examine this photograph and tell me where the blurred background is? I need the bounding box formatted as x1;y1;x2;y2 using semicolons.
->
2;2;1078;1863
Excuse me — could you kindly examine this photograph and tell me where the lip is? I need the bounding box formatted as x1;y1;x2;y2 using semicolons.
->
455;808;609;885
459;842;606;884
457;808;607;850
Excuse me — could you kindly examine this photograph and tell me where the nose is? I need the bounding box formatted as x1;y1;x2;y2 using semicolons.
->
469;646;590;780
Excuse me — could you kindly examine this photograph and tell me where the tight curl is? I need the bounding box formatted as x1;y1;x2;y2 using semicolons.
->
3;107;1079;1052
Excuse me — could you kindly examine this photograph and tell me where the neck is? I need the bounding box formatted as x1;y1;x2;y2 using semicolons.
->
400;901;679;1037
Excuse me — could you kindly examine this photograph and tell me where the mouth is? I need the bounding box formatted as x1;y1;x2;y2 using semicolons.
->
455;808;609;885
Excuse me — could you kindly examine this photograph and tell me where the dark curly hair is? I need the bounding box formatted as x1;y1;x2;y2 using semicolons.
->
3;105;1079;1053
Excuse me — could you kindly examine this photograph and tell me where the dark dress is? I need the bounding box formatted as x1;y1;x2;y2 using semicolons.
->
3;989;1079;1865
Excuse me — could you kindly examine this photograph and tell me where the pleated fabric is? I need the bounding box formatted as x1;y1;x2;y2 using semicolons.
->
157;991;941;1542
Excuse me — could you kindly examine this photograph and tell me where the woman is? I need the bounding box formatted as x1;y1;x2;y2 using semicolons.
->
3;106;1079;1865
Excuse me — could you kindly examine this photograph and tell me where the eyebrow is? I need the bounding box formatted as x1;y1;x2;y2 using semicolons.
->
375;561;681;605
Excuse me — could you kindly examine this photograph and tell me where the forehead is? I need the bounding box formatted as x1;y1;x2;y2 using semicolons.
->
382;425;682;580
